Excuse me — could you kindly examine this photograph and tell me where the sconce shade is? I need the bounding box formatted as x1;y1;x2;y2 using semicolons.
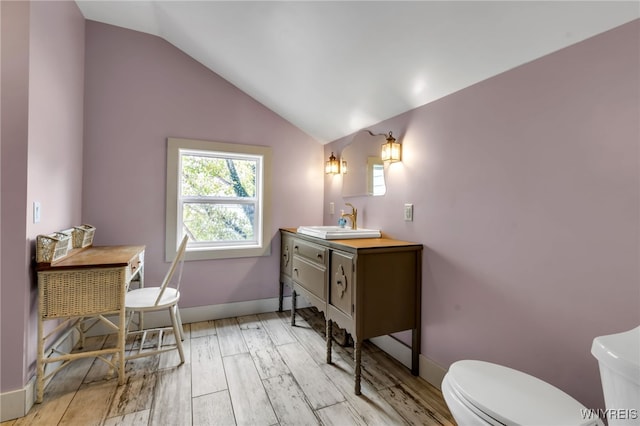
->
325;152;340;174
381;132;401;163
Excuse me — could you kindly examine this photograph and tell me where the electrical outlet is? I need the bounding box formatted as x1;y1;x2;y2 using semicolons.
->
329;202;335;215
404;203;413;222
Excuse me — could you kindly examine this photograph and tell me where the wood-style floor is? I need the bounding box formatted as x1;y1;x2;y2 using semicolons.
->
3;308;455;426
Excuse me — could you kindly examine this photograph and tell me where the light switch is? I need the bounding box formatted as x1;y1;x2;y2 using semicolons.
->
329;202;335;215
404;203;413;222
33;201;41;223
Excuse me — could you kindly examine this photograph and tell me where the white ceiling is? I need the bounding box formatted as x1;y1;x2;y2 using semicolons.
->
75;1;639;143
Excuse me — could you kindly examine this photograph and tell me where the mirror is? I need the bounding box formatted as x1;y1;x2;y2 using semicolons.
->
341;131;387;197
367;156;386;196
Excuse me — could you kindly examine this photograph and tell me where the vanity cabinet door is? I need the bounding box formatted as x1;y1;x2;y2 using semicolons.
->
330;251;353;317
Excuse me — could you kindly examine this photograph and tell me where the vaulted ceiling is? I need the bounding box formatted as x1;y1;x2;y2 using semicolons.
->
75;1;639;143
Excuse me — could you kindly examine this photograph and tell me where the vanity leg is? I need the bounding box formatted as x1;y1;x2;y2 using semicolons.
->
290;290;297;326
278;280;284;312
411;327;420;376
326;319;333;364
354;340;362;395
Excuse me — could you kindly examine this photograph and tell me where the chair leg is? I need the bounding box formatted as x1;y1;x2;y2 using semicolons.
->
170;305;185;364
175;306;185;341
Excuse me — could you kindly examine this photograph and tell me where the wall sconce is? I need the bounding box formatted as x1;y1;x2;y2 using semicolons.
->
325;152;340;174
380;131;401;163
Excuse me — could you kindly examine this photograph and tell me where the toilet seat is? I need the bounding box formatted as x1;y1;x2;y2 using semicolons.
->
447;360;599;426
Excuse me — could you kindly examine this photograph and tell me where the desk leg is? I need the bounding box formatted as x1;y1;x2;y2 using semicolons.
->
117;308;126;385
138;265;145;331
36;315;45;403
138;263;144;289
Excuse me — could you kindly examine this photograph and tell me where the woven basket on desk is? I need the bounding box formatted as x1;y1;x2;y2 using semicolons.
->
36;233;71;263
72;224;95;248
38;267;126;318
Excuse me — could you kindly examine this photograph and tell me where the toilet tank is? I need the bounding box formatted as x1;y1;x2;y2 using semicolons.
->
591;326;640;426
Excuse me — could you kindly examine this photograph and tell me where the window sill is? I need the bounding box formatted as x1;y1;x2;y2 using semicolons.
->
184;245;271;261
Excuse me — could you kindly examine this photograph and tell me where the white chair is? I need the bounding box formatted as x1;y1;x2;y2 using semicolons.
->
125;235;189;364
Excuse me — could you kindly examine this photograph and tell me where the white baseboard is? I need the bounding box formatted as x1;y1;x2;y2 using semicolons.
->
369;335;448;390
1;296;445;421
84;295;309;336
0;330;78;422
175;295;309;327
420;353;448;389
0;378;34;422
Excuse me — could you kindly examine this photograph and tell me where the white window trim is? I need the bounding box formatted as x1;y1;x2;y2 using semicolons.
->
166;137;272;261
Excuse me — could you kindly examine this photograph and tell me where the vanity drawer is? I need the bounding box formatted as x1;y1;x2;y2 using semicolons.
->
292;256;326;301
292;239;327;266
330;251;353;316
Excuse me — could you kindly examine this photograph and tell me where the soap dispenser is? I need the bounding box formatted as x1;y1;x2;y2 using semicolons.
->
338;210;347;228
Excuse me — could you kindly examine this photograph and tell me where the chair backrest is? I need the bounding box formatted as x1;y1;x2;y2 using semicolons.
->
154;235;189;306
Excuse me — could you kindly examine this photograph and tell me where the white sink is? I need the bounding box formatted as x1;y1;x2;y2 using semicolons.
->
297;226;381;240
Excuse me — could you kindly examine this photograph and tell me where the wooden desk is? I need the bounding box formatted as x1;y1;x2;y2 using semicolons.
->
35;245;144;403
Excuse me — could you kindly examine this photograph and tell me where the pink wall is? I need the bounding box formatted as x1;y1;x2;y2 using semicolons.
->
83;22;324;308
1;0;85;392
325;20;639;410
1;0;31;392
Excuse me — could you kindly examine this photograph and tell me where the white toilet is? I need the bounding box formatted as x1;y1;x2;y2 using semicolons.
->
442;326;640;426
591;326;640;426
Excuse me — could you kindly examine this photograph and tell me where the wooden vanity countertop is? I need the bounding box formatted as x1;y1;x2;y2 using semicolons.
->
281;228;422;250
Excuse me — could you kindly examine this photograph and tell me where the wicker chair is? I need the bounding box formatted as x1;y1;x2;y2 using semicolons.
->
124;235;189;363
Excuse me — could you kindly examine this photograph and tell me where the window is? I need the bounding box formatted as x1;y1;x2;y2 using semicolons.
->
166;138;272;261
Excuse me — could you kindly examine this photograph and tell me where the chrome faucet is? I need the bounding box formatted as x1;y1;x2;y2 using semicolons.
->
341;203;358;230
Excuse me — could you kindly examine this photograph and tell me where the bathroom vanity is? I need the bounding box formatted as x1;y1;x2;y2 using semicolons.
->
279;228;423;395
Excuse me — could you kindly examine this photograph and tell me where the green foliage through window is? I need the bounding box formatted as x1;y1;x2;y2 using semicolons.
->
180;151;259;243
